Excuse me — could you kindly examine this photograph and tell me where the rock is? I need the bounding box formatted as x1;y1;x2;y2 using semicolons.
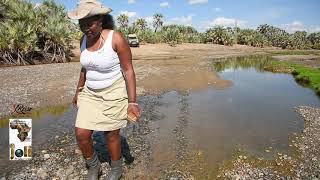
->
0;177;6;180
65;166;74;176
234;175;240;180
75;148;82;155
37;169;48;179
44;154;50;159
243;156;247;160
64;158;70;163
41;150;47;154
258;172;264;177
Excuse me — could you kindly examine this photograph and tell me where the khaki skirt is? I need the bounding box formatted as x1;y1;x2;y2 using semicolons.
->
75;77;128;131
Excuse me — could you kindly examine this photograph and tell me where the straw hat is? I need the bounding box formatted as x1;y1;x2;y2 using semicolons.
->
68;0;112;20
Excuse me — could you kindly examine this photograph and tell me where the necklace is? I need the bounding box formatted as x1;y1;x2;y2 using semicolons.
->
97;34;105;53
86;34;105;53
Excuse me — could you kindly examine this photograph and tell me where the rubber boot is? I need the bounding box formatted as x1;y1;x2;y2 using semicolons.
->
105;158;123;180
85;151;101;180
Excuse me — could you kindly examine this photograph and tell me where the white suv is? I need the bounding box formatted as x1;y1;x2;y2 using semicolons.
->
128;34;139;47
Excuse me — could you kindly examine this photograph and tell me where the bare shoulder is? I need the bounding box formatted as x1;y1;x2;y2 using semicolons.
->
112;31;128;52
113;31;126;43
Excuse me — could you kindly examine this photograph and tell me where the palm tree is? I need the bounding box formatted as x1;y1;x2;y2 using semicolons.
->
0;0;73;65
135;18;147;31
307;32;320;49
153;13;164;32
128;23;138;34
117;14;129;28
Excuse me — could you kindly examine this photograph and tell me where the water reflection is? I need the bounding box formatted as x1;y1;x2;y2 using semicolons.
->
213;55;272;72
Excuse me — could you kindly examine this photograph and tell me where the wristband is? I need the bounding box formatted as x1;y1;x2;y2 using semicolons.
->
128;102;139;106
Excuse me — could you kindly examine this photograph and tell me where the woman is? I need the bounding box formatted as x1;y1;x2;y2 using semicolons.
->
68;1;141;180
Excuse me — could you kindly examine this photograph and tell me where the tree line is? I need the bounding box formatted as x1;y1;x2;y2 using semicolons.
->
0;0;319;66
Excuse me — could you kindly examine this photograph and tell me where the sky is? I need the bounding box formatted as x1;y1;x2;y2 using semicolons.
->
32;0;320;33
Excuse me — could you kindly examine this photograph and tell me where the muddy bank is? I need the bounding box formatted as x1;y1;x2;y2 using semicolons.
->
218;106;320;179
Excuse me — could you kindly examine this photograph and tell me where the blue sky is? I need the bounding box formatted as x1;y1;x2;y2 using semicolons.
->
32;0;320;33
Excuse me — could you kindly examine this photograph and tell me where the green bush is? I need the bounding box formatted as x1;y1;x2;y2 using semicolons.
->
307;32;320;49
0;0;75;65
237;29;269;47
161;27;182;46
205;27;234;46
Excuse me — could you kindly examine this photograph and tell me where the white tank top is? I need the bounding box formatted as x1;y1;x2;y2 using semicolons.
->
80;30;123;89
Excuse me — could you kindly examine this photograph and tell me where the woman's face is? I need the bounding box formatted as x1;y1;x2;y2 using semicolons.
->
79;16;102;39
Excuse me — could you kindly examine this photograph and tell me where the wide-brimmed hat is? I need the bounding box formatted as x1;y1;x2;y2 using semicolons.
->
68;0;112;20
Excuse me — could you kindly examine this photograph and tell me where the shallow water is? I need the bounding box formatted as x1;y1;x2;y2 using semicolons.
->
1;56;320;178
146;56;320;177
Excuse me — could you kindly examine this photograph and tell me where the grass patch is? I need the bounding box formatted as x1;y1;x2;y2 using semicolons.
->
263;60;320;95
268;50;320;56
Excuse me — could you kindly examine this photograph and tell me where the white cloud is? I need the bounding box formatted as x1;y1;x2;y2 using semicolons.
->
206;17;247;28
282;21;320;33
310;26;320;33
167;15;194;26
214;8;222;12
188;0;208;5
144;16;154;27
119;11;137;18
34;3;42;8
160;2;169;8
282;21;304;33
128;0;135;4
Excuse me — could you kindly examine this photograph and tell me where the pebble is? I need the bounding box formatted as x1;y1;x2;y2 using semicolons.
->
44;154;50;159
37;168;48;179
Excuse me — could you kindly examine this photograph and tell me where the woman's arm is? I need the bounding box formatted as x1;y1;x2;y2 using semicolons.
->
73;36;86;108
76;67;86;92
113;31;141;120
113;32;136;103
72;67;86;108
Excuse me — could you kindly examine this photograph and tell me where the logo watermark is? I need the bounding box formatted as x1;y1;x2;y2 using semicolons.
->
9;119;32;160
10;104;32;116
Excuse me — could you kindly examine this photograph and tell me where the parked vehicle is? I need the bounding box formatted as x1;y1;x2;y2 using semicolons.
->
128;34;139;47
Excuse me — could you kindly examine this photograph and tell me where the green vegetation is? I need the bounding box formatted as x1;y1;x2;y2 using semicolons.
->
0;0;79;65
1;1;320;65
264;61;320;95
268;50;320;56
213;55;271;72
205;27;234;46
237;29;270;47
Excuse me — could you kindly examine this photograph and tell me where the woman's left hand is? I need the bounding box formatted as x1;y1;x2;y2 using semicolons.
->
127;104;141;122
